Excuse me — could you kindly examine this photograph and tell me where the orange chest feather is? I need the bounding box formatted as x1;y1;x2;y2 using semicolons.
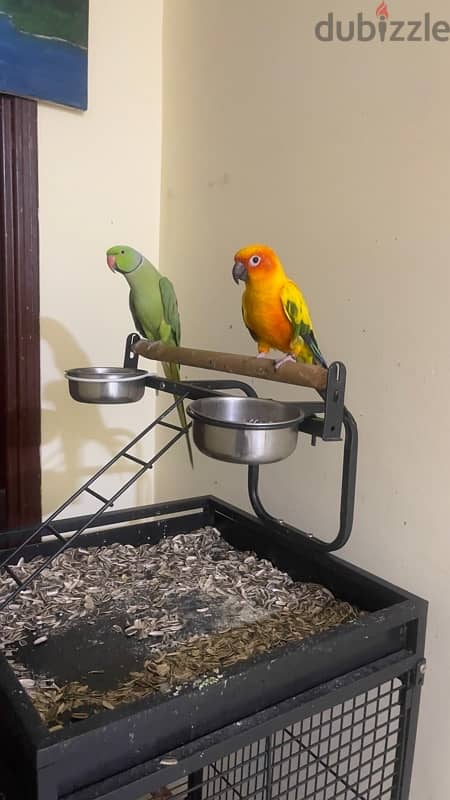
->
243;286;292;349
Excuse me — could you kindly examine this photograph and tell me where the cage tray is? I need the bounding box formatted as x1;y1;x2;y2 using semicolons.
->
0;497;427;800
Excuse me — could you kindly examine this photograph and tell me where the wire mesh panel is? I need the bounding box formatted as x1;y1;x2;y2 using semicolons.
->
151;676;406;800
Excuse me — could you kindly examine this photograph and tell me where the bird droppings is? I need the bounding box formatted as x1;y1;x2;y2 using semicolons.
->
194;673;224;691
0;527;361;729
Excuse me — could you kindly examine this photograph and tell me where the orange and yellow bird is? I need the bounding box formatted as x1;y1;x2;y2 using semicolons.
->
232;244;327;370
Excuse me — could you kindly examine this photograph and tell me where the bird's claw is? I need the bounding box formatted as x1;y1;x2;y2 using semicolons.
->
257;352;269;359
274;353;297;370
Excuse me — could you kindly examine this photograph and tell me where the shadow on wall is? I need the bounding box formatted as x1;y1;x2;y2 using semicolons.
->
40;318;151;516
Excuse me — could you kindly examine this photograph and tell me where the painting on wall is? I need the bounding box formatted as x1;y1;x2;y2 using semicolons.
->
0;0;89;110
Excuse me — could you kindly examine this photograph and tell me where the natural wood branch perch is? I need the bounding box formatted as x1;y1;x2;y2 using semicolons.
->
133;340;328;392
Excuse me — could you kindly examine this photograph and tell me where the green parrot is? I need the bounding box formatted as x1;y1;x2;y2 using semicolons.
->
106;244;193;467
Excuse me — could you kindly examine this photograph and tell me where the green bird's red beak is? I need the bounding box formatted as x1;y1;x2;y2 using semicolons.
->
107;254;116;272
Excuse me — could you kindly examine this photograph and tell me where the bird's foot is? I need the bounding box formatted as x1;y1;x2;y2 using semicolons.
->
257;352;270;359
274;353;297;370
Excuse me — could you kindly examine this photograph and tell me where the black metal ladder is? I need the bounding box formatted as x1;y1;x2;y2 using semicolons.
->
0;392;190;612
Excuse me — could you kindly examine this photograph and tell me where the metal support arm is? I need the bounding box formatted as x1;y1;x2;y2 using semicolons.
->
247;408;358;552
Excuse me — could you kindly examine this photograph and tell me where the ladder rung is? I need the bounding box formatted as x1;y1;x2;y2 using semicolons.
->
122;453;149;468
84;487;111;504
158;420;184;432
3;565;23;587
44;524;66;542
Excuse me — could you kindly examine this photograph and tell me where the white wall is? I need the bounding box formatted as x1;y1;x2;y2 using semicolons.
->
39;0;163;517
158;2;450;797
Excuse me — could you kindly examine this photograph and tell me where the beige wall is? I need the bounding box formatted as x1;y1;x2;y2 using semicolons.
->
158;1;450;797
39;0;163;517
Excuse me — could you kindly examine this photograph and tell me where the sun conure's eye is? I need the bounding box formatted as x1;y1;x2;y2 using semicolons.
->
249;255;261;267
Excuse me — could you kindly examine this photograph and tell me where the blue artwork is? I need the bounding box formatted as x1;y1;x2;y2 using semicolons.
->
0;0;88;110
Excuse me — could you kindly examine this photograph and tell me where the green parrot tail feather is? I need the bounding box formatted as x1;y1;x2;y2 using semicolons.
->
162;361;194;468
162;359;180;384
174;392;194;469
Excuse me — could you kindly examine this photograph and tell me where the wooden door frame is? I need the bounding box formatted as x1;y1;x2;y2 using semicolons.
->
0;95;41;533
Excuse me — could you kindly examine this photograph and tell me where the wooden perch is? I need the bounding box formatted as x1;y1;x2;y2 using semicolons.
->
133;340;328;392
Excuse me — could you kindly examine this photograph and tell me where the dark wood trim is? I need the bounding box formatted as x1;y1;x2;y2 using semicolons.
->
0;95;41;533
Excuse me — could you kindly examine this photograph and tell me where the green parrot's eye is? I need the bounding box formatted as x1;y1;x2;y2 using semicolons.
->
250;255;261;267
120;249;125;254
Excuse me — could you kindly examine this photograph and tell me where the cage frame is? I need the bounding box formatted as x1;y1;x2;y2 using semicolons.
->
0;497;427;800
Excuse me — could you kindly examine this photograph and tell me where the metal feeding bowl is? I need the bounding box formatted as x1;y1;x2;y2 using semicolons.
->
187;397;304;465
65;367;149;404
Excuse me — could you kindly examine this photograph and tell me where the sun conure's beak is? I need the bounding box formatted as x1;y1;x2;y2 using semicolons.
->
107;253;117;272
232;261;247;284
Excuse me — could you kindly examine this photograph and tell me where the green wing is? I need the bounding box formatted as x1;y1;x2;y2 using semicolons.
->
280;281;328;368
159;276;181;346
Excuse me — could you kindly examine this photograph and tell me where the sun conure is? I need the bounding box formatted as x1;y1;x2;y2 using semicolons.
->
232;244;327;370
106;245;193;467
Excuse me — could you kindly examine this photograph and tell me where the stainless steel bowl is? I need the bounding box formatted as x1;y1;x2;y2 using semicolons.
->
187;397;303;464
65;367;149;404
